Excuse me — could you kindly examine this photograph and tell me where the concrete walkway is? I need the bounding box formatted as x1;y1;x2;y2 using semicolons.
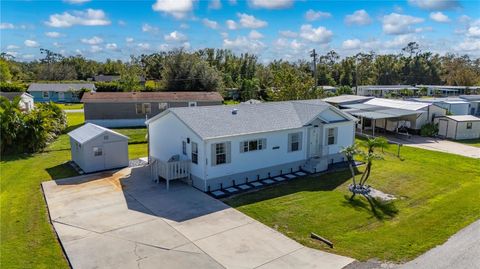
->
42;167;354;269
399;219;480;269
386;135;480;159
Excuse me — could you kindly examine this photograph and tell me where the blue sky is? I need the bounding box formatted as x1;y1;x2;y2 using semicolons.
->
1;0;479;62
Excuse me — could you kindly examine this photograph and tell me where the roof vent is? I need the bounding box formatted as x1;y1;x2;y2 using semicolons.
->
232;108;238;115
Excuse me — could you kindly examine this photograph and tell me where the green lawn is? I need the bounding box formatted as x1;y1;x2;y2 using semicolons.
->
56;103;84;110
0;113;147;268
224;142;480;263
456;138;480;148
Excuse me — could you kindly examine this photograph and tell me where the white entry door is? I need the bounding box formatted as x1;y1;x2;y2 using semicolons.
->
58;92;65;101
438;120;448;137
308;127;321;157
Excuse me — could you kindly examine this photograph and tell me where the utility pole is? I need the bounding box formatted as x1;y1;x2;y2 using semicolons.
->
310;49;318;89
354;55;358;95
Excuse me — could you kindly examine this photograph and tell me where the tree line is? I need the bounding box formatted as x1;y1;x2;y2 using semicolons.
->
1;42;479;101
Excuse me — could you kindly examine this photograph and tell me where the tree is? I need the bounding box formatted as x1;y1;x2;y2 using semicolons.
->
268;61;316;101
344;137;389;200
119;59;144;92
0;96;22;153
0;59;12;82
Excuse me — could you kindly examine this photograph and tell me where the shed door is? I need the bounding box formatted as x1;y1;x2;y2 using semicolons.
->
104;141;128;169
438;119;448;137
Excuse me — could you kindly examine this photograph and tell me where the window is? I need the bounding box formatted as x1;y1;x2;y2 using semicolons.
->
135;103;151;114
188;102;197;107
182;141;187;155
192;142;198;164
288;132;302;152
327;128;336;145
240;139;266;153
212;142;230;166
159;102;168;110
467;122;472;129
93;147;102;156
42;91;49;98
104;135;109;140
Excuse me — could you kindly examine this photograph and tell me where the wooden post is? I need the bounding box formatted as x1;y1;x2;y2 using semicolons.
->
397;144;402;157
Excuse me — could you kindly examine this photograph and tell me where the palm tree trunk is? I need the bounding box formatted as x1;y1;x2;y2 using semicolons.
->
348;160;356;185
360;162;372;186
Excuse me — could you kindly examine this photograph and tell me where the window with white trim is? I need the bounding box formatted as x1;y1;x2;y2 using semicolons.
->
42;91;49;98
93;147;102;156
191;142;198;164
240;139;266;153
327;128;336;145
288;132;302;152
135;103;151;114
182;141;187;155
215;143;226;165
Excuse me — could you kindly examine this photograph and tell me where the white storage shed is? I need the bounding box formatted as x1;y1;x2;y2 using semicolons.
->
68;123;129;173
434;115;480;140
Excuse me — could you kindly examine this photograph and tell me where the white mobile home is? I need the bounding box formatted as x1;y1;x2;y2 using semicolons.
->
68;123;129;173
411;97;470;115
0;92;34;112
146;100;357;192
434;115;480;140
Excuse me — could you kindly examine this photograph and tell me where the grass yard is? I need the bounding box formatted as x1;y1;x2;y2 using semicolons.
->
0;112;147;268
457;138;480;148
224;141;480;263
55;103;84;110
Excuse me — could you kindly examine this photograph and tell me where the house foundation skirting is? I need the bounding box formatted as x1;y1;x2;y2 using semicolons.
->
86;119;146;128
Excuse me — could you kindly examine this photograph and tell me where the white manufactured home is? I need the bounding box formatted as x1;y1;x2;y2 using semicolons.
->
68;123;129;173
434;115;480;140
146;100;357;192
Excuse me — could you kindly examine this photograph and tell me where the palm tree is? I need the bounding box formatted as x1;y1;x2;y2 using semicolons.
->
0;96;22;153
340;143;360;186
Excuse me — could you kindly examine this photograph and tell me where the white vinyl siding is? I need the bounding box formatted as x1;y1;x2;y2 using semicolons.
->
240;138;267;153
211;142;231;166
288;132;302;152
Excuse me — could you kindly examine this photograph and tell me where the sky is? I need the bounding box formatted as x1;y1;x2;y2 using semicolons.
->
1;0;479;62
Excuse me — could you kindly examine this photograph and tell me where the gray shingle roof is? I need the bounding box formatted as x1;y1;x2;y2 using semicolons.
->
68;123;128;144
28;83;96;92
150;100;351;139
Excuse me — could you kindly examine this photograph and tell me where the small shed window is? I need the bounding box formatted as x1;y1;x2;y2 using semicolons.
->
192;142;198;164
182;141;187;155
467;122;472;129
188;102;197;107
143;103;151;113
93;147;103;156
135;104;143;114
42;91;49;98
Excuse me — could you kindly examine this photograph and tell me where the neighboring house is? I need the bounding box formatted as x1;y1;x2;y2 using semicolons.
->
356;85;418;97
410;97;471;115
0;91;34;111
82;91;224;128
328;97;447;135
241;99;262;104
68;123;129;173
416;85;480;96
225;88;240;100
323;95;373;108
146;100;357;192
28;83;96;103
459;95;480;116
434;115;480;140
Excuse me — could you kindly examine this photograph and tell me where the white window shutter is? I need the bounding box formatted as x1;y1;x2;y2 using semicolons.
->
298;132;303;151
211;144;216;166
226;142;231;163
334;127;338;144
288;133;292;152
240;141;245;153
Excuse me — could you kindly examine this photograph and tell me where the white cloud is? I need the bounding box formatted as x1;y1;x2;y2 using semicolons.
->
5;51;18;57
342;39;362;50
45;31;62;38
382;13;424;35
0;23;14;29
457;38;480;51
6;45;20;50
208;0;221;10
248;30;264;39
202;18;218;29
384;34;417;49
118;20;127;26
63;0;91;4
137;43;151;50
299;24;333;44
274;38;305;54
81;36;103;45
45;9;110;27
279;30;297;38
105;43;118;50
345;10;372;25
152;0;194;19
24;40;39;48
164;31;187;42
142;23;160;33
90;45;103;53
126;37;134;43
305;9;331;21
467;26;480;38
248;0;293;9
408;0;460;10
223;36;266;53
430;12;450;22
226;20;237;30
237;13;267;29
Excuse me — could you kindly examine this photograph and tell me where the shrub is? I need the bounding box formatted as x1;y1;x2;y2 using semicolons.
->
0;82;28;92
420;123;439;137
94;81;121;92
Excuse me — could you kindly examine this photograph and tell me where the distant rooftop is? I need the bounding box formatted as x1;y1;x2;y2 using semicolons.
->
358;85;418;91
81;91;224;103
28;83;96;92
0;91;32;100
444;115;480;122
417;85;480;90
322;94;373;105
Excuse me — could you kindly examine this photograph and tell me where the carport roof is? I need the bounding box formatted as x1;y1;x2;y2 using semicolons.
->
68;123;129;144
342;103;421;119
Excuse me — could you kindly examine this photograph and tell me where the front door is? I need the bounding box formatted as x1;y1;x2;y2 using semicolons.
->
58;92;65;101
308;127;321;157
438;119;448;137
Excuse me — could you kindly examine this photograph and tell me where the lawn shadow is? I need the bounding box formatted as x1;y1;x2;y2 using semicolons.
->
342;194;399;220
65;123;84;133
46;162;78;180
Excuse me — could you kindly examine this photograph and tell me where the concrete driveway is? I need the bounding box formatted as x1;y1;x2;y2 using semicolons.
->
42;167;354;269
386;135;480;158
